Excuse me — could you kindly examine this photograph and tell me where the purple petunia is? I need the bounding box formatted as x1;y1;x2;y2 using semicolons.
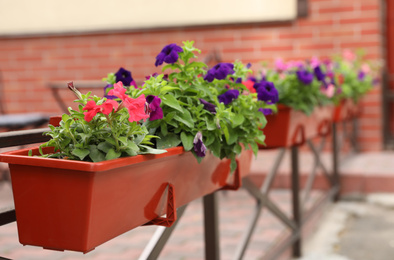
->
115;67;134;86
146;95;163;120
199;99;216;114
258;108;273;115
104;84;118;100
314;66;325;82
193;132;207;157
254;81;279;104
155;43;183;67
296;69;314;85
218;89;240;105
204;63;235;82
358;70;366;81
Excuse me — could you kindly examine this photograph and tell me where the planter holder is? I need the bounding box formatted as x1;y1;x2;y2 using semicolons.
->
260;105;333;149
333;99;360;122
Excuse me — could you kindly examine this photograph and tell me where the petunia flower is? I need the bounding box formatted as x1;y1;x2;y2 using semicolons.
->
321;84;335;98
343;49;356;62
218;89;239;105
193;132;207;157
146;95;163;120
314;66;325;82
83;100;119;122
204;63;235;82
254;81;279;104
104;84;117;100
274;58;288;73
199;99;216;114
358;70;366;81
108;81;129;101
123;95;149;122
115;67;134;86
296;69;314;85
258;108;273;115
155;43;183;67
243;79;256;93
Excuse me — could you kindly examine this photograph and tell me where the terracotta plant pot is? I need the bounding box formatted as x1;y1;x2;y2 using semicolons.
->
260;105;333;148
333;99;361;122
0;146;253;253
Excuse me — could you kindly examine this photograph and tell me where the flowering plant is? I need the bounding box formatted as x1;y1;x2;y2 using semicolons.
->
330;49;378;104
256;58;332;115
36;82;165;161
104;41;275;171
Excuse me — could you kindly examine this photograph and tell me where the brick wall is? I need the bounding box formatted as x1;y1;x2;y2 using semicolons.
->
0;0;383;151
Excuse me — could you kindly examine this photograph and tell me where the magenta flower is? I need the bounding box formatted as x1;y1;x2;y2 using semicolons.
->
146;95;163;120
193;132;207;157
155;43;183;67
204;63;235;82
218;89;239;105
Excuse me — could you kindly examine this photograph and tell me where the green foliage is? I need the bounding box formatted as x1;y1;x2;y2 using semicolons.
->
38;91;165;162
263;66;332;116
331;50;378;104
128;41;270;171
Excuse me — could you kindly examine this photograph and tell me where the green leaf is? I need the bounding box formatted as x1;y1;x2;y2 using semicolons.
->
232;114;245;127
118;136;128;146
89;145;106;162
139;145;168;154
156;133;181;149
210;139;221;158
180;131;194;151
97;141;114;153
104;137;117;146
160;122;168;136
161;94;183;112
160;86;180;94
71;148;90;161
105;148;122;160
173;109;194;128
230;159;237;172
126;140;140;152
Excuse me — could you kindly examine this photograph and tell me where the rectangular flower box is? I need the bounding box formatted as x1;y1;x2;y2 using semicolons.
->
260;105;333;148
0;146;253;253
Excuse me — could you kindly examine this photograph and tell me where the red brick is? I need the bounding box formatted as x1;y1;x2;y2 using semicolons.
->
318;6;355;14
340;16;380;25
279;32;313;39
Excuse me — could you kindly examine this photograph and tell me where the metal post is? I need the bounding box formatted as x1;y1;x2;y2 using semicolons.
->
290;145;302;258
203;192;220;260
332;122;341;201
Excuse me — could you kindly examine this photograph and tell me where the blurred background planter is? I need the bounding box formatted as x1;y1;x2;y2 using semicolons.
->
260;105;333;148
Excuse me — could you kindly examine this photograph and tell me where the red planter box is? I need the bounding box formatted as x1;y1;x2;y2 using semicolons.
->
0;146;253;253
261;105;333;148
333;99;360;122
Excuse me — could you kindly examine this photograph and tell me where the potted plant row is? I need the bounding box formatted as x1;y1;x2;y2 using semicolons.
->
247;49;378;148
0;41;272;253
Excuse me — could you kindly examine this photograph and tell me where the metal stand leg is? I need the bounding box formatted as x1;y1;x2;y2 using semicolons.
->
291;145;302;258
203;192;220;260
138;205;187;260
332;122;341;202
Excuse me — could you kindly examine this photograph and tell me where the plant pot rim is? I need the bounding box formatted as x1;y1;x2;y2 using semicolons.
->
0;146;185;172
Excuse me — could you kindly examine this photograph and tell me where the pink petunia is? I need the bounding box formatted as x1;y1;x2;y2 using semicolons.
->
83;99;119;122
123;94;149;122
108;81;128;101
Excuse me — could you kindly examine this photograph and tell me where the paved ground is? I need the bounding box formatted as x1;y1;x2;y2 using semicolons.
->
299;194;394;260
0;147;393;260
